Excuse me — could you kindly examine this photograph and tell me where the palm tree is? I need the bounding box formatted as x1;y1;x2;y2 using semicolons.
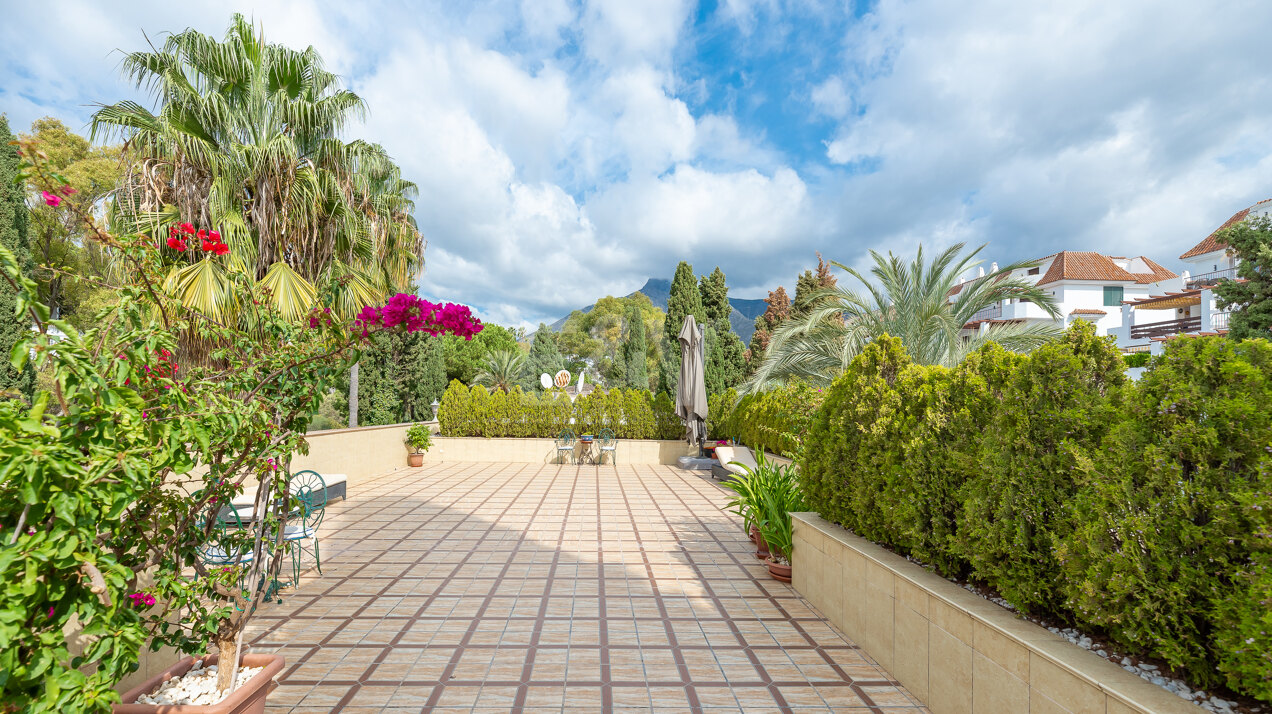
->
473;350;527;393
92;14;423;324
743;243;1062;392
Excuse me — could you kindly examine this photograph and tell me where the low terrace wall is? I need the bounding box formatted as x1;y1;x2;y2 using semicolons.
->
792;513;1203;714
295;424;697;487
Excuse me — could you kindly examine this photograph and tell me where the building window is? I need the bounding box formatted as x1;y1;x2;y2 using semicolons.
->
1027;267;1039;275
1103;286;1124;307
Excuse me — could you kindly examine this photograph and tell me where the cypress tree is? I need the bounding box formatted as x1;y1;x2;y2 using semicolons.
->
699;266;730;324
522;324;564;390
0;116;35;400
662;261;705;395
623;303;649;390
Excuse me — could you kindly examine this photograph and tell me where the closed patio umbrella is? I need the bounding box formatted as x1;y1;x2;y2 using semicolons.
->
676;315;709;449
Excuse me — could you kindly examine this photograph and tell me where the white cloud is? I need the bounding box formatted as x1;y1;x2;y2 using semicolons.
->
580;0;691;68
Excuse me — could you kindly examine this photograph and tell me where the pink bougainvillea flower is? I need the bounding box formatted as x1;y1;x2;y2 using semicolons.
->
127;592;156;608
166;237;188;251
48;606;55;618
41;191;62;207
59;185;77;196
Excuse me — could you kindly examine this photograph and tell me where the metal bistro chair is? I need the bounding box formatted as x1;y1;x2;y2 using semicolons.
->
555;429;576;465
598;428;617;465
195;493;254;569
284;470;327;584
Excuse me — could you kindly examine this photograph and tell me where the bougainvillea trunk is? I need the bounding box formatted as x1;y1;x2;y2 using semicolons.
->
215;634;240;693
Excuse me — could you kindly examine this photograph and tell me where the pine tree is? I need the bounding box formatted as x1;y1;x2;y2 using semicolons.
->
699;266;730;324
792;252;838;319
623;303;649;390
0;116;35;400
747;286;791;368
522;324;564;390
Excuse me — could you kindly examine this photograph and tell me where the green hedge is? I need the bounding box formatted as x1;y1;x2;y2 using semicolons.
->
438;381;679;439
713;381;825;457
800;323;1272;702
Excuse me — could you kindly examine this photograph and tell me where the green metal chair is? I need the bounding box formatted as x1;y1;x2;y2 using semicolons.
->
284;470;327;584
555;429;576;465
598;428;617;465
194;492;254;568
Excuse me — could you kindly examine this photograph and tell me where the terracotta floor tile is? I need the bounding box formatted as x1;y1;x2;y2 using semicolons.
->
251;464;927;713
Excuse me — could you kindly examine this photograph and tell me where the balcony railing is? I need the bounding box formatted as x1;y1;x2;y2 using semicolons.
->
1185;268;1236;289
1130;316;1201;340
1211;311;1232;331
967;304;1003;322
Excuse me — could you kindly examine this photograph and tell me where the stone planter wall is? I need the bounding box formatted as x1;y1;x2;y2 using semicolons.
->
791;513;1204;714
297;425;698;487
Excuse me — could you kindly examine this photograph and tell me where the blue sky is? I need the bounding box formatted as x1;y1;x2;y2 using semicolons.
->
5;0;1272;327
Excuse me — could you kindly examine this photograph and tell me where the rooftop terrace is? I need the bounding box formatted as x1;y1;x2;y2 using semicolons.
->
245;463;926;713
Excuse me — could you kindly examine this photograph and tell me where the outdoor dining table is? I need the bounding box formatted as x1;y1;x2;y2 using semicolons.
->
577;435;597;465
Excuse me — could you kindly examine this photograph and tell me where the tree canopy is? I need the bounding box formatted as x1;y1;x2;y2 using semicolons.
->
0;115;34;398
1214;216;1272;340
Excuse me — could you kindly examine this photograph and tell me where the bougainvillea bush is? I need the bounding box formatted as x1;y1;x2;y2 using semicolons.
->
0;141;481;711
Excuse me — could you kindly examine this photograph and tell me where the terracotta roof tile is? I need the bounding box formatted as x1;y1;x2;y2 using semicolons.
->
1036;251;1138;286
1069;308;1107;315
1128;256;1178;284
1180;198;1272;259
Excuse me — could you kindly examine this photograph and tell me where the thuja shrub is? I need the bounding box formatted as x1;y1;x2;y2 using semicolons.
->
895;345;1023;576
719;380;825;457
956;320;1126;614
1058;336;1272;694
800;336;912;544
437;383;661;439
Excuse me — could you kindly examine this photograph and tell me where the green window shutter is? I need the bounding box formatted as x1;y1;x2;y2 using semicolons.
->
1103;286;1124;307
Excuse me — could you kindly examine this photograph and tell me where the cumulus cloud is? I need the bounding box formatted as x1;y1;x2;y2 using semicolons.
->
6;0;1272;326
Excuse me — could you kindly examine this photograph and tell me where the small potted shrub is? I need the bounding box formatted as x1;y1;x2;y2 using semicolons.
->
405;424;432;467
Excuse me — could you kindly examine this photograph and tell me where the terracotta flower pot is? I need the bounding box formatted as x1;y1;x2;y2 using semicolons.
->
408;452;424;467
766;558;792;583
748;524;759;544
115;654;285;714
754;532;770;560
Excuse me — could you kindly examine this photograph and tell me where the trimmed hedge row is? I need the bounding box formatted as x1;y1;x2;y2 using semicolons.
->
711;381;826;458
801;322;1272;701
437;381;683;440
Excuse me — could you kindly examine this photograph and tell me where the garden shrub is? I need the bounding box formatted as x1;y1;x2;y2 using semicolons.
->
707;388;738;440
1122;351;1150;368
797;323;1272;702
437;383;666;439
652;391;683;439
719;380;824;457
956;320;1126;613
1058;336;1272;691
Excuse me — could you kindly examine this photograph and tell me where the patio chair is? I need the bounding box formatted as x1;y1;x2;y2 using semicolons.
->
598;428;617;465
555;429;576;465
194;492;254;568
285;470;327;584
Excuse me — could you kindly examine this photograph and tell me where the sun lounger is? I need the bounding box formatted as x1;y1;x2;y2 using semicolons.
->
711;445;757;482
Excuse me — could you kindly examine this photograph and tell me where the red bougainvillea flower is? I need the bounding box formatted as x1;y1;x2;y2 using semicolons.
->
166;237;188;251
59;185;77;196
209;231;221;241
179;222;196;235
41;191;61;207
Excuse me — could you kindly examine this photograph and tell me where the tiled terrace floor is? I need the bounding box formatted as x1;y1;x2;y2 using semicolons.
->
248;463;928;713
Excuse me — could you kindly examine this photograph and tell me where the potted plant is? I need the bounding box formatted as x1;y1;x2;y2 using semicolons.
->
753;460;806;583
0;140;486;712
720;452;779;560
405;424;432;467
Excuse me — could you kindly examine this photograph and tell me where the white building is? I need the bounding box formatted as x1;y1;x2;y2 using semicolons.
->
956;251;1178;340
1113;198;1270;353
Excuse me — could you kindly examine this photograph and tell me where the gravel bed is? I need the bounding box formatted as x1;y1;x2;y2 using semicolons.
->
136;661;263;706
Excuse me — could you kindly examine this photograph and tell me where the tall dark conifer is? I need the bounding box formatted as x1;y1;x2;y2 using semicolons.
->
0;116;35;399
